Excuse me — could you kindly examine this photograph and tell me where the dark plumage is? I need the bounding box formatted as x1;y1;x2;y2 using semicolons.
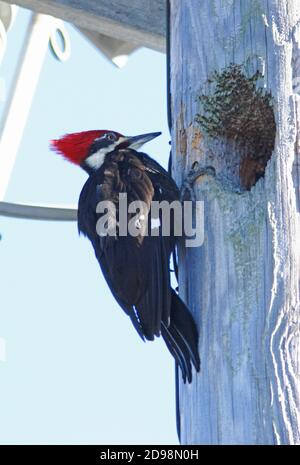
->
51;130;200;382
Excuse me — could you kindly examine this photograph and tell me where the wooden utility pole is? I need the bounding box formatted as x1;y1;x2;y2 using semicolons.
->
3;0;299;446
170;0;300;445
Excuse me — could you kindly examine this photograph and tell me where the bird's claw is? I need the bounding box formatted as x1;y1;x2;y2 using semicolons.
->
180;163;216;201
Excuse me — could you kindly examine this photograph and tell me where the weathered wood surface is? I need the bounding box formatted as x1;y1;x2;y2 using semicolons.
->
3;0;166;51
171;0;300;445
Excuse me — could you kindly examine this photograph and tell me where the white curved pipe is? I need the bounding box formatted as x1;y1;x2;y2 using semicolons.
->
0;201;77;221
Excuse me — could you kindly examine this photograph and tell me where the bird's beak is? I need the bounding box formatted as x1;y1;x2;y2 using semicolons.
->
122;132;161;150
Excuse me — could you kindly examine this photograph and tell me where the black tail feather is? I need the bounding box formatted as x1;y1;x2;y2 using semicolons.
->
161;323;191;383
175;362;181;442
170;291;200;371
162;290;200;383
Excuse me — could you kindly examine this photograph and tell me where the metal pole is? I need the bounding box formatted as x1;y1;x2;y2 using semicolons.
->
0;13;56;200
0;201;77;221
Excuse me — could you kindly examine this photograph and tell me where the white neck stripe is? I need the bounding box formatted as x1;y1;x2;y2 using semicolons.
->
85;147;108;170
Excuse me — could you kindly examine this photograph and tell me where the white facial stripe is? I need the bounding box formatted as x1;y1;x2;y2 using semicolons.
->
85;136;146;170
85;137;128;170
85;148;108;170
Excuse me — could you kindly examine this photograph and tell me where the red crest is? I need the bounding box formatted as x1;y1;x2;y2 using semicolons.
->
50;130;122;165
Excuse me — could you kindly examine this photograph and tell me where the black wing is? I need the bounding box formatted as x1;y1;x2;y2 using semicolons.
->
78;149;174;340
78;149;200;382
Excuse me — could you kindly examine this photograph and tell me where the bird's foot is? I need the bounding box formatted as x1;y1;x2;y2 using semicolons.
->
180;162;216;201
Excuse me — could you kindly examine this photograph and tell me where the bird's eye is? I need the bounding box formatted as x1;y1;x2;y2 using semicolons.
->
105;132;117;141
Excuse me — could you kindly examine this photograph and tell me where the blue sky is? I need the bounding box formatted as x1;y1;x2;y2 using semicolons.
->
0;8;178;444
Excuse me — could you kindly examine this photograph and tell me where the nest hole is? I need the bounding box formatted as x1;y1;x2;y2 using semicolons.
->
196;64;276;190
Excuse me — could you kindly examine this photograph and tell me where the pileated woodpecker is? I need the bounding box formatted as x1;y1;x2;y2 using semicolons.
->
51;130;200;382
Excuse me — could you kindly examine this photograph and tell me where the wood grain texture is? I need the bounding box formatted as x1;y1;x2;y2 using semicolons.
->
3;0;166;51
171;0;300;445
